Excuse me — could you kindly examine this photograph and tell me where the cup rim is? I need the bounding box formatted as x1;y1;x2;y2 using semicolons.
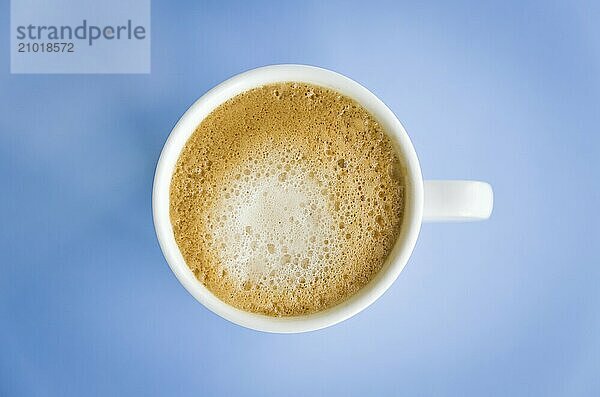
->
152;64;424;333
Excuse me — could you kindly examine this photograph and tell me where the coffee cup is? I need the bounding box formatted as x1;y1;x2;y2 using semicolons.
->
153;64;493;333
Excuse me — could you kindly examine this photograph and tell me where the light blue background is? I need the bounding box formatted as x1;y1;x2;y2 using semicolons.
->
1;1;599;395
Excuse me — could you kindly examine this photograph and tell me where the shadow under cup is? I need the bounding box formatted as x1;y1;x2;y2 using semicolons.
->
153;64;424;333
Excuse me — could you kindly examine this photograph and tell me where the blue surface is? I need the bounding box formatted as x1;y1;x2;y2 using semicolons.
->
1;1;599;395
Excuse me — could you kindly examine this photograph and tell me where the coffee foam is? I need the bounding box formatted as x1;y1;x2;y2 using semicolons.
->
209;154;331;286
170;82;406;316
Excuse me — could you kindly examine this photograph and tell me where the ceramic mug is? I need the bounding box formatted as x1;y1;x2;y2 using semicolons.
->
153;64;493;333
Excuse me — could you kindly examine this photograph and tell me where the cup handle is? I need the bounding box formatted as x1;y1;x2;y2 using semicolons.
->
423;180;493;222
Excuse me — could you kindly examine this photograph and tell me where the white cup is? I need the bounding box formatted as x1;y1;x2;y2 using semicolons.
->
153;64;493;333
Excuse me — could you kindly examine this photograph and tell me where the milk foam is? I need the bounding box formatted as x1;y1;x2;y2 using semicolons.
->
170;82;406;316
208;159;333;289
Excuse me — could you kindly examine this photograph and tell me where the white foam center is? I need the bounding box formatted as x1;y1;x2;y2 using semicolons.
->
208;167;334;288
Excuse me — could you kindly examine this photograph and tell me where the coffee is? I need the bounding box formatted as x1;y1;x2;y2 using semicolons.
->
170;82;406;316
